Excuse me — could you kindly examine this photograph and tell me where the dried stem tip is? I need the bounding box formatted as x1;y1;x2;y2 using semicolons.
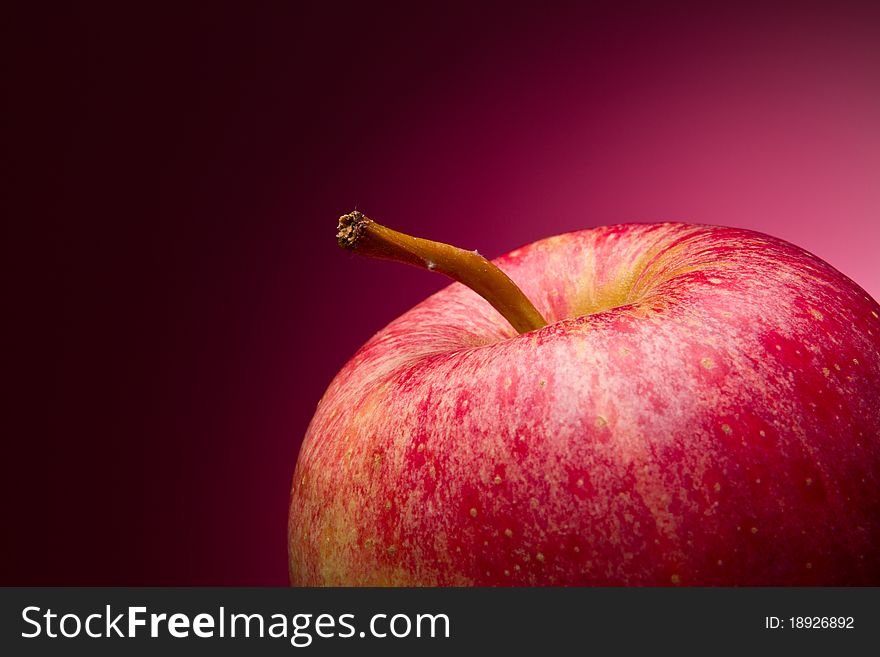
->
336;211;371;250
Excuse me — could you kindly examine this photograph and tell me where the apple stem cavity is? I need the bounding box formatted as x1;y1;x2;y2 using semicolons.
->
336;211;547;334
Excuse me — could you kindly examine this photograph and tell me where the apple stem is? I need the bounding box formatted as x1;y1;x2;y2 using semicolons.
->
336;211;547;334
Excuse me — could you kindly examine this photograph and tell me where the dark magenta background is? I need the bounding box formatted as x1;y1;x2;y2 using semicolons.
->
5;1;880;584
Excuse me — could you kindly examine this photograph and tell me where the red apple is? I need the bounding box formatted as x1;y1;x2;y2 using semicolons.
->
289;216;880;585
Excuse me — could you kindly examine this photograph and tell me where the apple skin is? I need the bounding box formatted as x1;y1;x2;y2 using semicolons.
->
289;223;880;586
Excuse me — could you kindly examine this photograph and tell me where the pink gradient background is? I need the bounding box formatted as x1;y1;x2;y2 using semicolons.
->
5;1;879;584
